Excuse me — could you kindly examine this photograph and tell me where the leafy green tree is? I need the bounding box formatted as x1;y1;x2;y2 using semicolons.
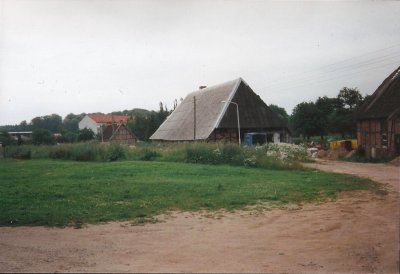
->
64;132;78;143
0;120;33;132
19;120;32;131
314;96;343;137
331;87;364;138
329;107;357;138
291;102;322;139
32;129;55;145
338;87;363;110
62;113;85;132
269;104;289;123
129;115;150;141
31;114;62;133
58;131;78;143
78;128;95;142
128;102;172;141
0;131;14;146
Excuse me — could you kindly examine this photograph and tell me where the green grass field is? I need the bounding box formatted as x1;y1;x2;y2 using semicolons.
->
0;159;383;227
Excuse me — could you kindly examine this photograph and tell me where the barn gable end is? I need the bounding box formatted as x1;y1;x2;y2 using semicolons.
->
150;78;290;143
357;66;400;158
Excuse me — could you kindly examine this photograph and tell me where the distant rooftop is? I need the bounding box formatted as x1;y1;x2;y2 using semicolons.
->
88;114;132;123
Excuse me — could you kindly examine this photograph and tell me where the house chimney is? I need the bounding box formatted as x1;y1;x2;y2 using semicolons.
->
199;86;207;89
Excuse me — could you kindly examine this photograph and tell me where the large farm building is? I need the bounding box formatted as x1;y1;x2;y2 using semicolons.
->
150;78;290;144
357;66;400;159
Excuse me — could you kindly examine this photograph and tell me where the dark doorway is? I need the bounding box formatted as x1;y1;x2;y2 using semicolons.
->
395;134;400;155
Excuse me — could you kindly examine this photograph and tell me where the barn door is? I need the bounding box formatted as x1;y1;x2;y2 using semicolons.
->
395;134;400;155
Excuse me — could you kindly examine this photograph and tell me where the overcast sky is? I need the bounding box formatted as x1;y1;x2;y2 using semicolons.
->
1;0;399;125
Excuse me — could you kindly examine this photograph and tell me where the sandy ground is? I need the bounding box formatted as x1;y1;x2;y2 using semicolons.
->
0;160;399;273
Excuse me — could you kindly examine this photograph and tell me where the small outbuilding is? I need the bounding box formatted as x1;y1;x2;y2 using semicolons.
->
150;78;290;144
101;123;137;144
357;66;400;158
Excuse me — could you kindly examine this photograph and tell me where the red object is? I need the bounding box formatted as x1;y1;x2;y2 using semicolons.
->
88;114;132;123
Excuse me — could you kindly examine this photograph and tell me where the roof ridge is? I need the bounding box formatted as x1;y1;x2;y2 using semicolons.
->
363;66;400;113
213;78;242;129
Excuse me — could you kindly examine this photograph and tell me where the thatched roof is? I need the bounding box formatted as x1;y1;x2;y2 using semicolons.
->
150;78;288;141
358;66;400;120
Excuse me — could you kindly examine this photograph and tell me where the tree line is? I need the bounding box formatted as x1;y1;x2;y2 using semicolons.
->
0;87;368;146
0;102;172;145
289;87;368;139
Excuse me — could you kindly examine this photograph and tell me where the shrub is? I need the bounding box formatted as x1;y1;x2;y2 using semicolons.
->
185;144;220;164
49;145;71;159
220;144;244;165
159;145;186;162
32;129;55;145
106;143;126;161
0;131;14;146
78;128;95;142
9;141;309;170
140;148;160;161
72;144;98;161
62;132;78;143
264;143;308;163
7;146;31;160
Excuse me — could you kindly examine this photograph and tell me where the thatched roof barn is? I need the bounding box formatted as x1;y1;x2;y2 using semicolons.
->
357;66;400;158
150;78;290;144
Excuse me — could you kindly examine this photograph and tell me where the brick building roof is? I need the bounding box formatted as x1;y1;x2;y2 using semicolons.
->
88;114;132;123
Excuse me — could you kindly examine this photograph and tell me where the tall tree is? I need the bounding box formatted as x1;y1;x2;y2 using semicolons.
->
269;104;289;123
337;87;363;110
291;102;322;139
31;114;62;133
62;113;85;132
127;102;172;141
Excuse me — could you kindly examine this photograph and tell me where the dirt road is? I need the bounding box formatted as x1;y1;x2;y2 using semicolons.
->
0;160;399;273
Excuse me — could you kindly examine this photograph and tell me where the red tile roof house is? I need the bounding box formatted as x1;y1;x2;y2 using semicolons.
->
78;114;133;136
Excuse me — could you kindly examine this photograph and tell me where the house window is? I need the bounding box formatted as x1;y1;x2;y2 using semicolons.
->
381;119;388;148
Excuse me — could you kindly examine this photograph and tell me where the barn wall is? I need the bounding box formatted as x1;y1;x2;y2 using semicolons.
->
207;128;239;143
110;128;137;144
78;115;100;134
388;116;400;156
357;116;400;158
207;128;290;144
103;124;137;144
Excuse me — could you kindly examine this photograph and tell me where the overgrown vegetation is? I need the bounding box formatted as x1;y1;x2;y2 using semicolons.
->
0;159;383;227
3;142;308;169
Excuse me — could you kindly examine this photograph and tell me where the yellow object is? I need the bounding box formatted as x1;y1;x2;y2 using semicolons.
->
329;139;358;150
350;139;358;150
329;140;340;150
